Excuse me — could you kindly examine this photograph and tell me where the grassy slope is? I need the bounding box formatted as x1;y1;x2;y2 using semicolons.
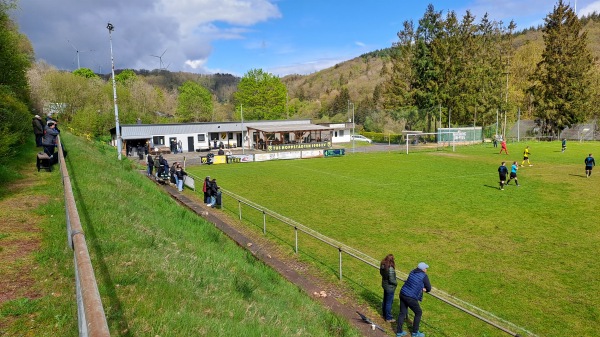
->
189;141;600;337
2;134;362;337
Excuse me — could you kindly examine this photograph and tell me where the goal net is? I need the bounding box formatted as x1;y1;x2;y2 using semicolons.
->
404;132;456;154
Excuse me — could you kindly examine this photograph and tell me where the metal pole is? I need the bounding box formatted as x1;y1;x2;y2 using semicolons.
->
517;107;520;142
107;23;122;160
262;211;266;234
241;104;245;155
338;248;343;280
238;200;242;220
351;103;355;153
294;227;298;253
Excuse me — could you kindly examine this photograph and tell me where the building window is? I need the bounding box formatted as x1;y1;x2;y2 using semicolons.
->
339;130;344;137
152;136;165;145
198;134;206;142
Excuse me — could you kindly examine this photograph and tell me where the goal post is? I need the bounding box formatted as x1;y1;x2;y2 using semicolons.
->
405;132;457;154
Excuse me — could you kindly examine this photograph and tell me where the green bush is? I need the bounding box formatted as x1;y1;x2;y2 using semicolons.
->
0;86;31;163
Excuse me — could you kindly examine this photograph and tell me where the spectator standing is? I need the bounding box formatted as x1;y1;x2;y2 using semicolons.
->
498;162;508;190
154;155;161;177
177;140;183;154
585;153;595;178
147;154;154;177
32;115;44;147
380;254;398;323
202;176;211;203
492;135;498;148
174;164;187;192
42;121;60;157
207;178;219;207
396;262;431;337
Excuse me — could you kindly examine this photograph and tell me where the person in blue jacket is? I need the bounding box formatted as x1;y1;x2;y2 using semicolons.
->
396;262;431;337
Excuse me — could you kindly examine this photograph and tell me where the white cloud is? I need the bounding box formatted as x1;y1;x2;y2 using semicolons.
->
267;58;348;77
579;1;600;16
355;41;366;47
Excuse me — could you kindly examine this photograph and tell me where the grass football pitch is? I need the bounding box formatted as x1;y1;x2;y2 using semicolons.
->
189;141;599;337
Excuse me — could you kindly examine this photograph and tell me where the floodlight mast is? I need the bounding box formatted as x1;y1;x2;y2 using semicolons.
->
107;22;122;160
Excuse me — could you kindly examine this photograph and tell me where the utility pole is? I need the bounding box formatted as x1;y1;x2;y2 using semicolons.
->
107;22;122;160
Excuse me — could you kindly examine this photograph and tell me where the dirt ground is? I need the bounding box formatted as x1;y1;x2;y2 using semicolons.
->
0;167;46;330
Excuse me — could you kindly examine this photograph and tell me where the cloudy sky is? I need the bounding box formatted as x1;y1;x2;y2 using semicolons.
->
11;0;600;77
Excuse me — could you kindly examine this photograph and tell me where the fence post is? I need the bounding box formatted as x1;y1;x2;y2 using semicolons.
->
338;248;343;280
262;211;266;234
238;200;242;220
294;227;298;254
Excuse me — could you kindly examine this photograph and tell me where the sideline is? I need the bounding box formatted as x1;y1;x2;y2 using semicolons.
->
147;173;391;337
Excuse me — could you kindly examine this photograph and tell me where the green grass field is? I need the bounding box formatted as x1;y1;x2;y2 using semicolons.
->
189;141;600;337
0;134;361;337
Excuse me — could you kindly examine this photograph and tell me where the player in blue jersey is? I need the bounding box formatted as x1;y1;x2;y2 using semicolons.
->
506;161;520;186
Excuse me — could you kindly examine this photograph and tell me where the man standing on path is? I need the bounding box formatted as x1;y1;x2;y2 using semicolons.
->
506;161;520;186
585;153;595;177
521;146;532;166
498;162;508;190
32;115;44;147
499;140;508;155
396;262;431;337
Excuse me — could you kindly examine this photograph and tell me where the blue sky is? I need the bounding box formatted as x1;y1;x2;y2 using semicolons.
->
13;0;600;77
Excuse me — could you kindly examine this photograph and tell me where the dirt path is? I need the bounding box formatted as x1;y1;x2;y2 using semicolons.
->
155;176;395;337
0;164;48;329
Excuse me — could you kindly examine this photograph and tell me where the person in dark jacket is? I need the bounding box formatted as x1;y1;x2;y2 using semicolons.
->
42;121;60;157
380;254;398;322
207;178;219;207
147;154;154;176
396;262;431;337
202;176;211;203
174;164;187;192
32;115;44;147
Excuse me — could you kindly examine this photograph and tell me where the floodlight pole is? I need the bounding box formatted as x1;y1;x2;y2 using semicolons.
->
241;104;245;155
349;102;355;153
107;22;122;160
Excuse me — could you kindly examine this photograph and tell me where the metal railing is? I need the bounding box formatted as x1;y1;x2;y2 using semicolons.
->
57;136;110;337
186;174;535;337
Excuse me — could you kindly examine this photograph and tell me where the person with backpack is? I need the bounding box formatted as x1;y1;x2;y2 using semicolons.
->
207;178;219;207
396;262;431;337
380;254;398;323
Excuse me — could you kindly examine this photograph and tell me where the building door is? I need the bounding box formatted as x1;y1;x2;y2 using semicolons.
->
187;136;194;152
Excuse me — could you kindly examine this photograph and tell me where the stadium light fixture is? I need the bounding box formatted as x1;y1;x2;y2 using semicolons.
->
107;22;122;160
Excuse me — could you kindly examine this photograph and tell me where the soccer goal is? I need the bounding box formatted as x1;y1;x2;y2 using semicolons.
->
405;132;456;154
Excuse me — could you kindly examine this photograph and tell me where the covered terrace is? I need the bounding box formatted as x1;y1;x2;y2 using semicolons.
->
247;124;333;152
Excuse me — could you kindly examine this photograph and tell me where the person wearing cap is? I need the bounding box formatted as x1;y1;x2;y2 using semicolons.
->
396;262;431;337
32;115;44;147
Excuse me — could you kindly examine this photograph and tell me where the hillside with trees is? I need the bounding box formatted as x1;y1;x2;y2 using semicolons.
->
22;1;600;140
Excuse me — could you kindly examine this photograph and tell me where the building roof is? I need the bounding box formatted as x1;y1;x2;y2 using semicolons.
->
248;124;332;133
115;119;315;139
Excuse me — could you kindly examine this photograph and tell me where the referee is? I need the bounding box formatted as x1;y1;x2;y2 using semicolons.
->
498;161;508;190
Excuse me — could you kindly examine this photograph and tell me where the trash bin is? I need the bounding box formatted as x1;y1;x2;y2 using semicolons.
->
215;190;222;209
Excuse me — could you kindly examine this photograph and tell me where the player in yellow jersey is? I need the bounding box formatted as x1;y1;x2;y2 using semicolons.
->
521;146;532;167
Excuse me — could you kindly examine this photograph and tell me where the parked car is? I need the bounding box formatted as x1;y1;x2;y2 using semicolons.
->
351;135;372;143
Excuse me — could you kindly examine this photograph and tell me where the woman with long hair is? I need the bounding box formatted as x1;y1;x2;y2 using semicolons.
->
380;254;398;322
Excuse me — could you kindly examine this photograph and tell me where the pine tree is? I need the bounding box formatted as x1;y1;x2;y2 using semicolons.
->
528;0;593;136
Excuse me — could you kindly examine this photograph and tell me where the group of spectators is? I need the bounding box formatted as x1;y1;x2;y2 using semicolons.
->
202;176;220;207
32;113;63;162
147;155;187;191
